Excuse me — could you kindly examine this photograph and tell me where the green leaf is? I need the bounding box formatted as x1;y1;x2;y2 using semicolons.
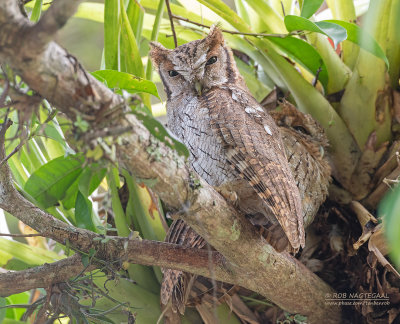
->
92;70;159;98
74;2;104;22
78;165;107;197
0;238;63;266
145;0;165;81
81;254;90;267
104;0;119;70
300;0;324;18
0;298;6;323
39;124;67;148
267;36;329;89
120;0;144;78
24;155;84;208
132;107;189;158
30;0;43;22
380;185;400;269
325;20;389;67
284;15;347;48
75;191;96;232
4;292;30;321
107;169;130;237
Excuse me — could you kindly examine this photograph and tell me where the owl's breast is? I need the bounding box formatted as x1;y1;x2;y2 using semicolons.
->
167;96;236;186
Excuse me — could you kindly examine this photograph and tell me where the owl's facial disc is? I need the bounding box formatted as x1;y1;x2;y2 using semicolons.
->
149;26;237;99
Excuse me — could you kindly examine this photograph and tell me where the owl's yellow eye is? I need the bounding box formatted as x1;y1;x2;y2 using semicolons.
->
206;56;218;65
168;70;179;77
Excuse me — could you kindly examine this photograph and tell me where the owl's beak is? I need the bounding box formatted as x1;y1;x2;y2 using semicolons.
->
194;81;203;96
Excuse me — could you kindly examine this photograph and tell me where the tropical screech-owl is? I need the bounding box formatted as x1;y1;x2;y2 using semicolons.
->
150;25;305;251
158;102;331;316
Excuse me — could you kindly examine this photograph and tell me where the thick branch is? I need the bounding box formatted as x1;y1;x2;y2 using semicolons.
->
0;240;230;297
0;1;340;322
0;254;96;297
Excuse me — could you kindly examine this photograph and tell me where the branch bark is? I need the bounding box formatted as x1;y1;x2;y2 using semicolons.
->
0;1;341;322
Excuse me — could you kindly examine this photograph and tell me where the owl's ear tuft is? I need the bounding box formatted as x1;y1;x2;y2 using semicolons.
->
206;24;224;48
149;42;170;69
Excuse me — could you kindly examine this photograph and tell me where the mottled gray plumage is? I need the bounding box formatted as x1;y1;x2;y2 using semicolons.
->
149;26;333;316
150;26;304;251
158;103;331;315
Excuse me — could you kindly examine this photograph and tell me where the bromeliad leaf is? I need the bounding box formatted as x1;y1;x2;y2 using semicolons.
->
92;70;160;98
131;107;189;158
325;20;389;68
284;15;347;48
300;0;324;19
380;185;400;270
24;155;84;208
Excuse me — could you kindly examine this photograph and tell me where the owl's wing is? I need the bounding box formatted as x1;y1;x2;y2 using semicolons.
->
161;219;206;314
204;88;305;250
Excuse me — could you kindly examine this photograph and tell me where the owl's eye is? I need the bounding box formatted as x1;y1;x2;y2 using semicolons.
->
168;70;179;77
206;56;218;65
293;125;309;135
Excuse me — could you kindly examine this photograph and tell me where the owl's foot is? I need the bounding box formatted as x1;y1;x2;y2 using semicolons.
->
215;186;239;206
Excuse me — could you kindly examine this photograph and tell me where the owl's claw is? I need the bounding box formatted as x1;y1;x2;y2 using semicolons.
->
216;187;238;206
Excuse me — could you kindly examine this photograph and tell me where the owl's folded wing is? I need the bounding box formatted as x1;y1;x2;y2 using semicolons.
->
205;88;305;250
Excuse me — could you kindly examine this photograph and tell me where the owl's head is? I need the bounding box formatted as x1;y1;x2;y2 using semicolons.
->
150;26;240;99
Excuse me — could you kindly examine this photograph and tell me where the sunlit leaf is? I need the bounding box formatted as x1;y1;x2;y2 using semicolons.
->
30;0;43;22
92;70;160;98
0;298;6;323
325;19;389;67
120;0;144;78
301;0;324;18
104;0;119;70
267;36;329;89
39;124;67;148
284;15;347;48
24;155;84;208
0;238;63;266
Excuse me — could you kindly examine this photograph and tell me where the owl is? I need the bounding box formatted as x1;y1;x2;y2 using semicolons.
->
158;102;331;316
150;25;305;251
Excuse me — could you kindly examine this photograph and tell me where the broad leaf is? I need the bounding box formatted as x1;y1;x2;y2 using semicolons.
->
24;155;84;208
78;165;107;197
285;15;347;48
325;20;389;67
75;191;96;232
92;70;160;98
267;36;329;89
301;0;324;18
39;124;67;148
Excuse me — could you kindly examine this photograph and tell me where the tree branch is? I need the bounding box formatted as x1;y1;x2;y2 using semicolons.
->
0;1;340;322
0;240;231;297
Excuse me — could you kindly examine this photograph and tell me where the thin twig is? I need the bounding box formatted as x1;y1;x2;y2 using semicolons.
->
171;14;294;38
0;108;57;167
0;233;44;238
165;0;178;48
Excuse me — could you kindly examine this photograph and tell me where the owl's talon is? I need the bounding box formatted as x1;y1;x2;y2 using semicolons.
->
216;187;238;205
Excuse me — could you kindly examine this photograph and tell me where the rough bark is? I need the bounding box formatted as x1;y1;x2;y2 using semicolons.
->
0;0;341;322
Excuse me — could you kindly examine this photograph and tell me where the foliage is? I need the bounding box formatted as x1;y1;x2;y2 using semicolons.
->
1;0;400;322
